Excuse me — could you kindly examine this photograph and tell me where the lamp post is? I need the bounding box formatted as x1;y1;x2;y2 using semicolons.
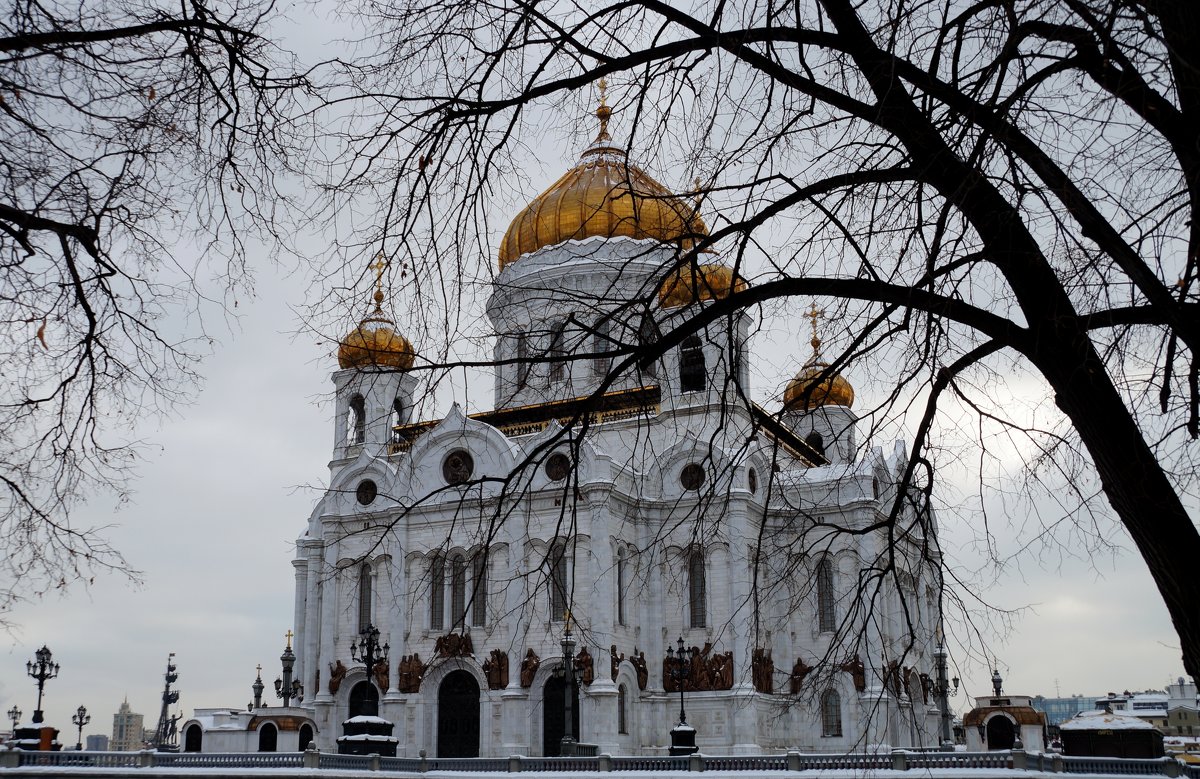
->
72;705;90;751
666;636;698;756
991;668;1004;697
932;642;959;750
25;645;59;724
350;623;388;716
276;630;304;707
8;706;22;730
559;621;578;756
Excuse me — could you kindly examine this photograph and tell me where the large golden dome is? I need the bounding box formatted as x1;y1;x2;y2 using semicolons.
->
498;101;707;268
337;287;415;371
783;363;855;410
658;262;747;308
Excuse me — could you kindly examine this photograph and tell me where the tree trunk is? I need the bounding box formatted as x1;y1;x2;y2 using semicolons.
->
1035;329;1200;681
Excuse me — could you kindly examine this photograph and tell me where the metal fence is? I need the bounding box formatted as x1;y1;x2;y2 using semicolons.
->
2;747;1198;777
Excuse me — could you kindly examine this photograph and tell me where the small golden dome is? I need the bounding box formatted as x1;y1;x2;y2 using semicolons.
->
337;261;415;371
783;363;855;410
338;315;415;371
658;262;748;308
498;95;707;268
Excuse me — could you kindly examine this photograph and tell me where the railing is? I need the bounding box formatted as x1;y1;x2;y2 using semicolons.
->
0;748;1194;776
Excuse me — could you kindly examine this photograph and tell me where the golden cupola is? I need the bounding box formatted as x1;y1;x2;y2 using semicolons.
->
337;257;415;371
498;84;708;269
783;304;855;410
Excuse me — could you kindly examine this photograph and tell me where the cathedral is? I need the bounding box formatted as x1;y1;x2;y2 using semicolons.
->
288;96;945;757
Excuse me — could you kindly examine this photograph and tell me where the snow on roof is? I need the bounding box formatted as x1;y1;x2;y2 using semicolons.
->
344;715;390;725
1061;708;1158;731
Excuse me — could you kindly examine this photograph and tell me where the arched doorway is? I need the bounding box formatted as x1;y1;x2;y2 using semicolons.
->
986;715;1016;750
348;680;379;718
437;670;480;758
258;722;278;752
183;724;202;753
298;723;314;751
542;675;579;757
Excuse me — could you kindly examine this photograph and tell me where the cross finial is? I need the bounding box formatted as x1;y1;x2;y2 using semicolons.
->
369;252;388;311
595;79;611;142
255;664;262;679
285;629;295;650
805;302;824;358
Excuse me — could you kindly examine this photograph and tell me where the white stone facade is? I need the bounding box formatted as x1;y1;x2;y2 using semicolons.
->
289;220;944;756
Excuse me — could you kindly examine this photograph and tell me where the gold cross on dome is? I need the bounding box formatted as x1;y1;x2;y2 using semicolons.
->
255;664;262;678
595;79;611;142
285;629;295;649
805;302;825;356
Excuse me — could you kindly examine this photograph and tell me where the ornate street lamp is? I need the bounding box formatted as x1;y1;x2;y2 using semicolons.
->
932;641;960;750
25;645;59;724
72;705;90;751
8;706;22;730
350;624;389;682
991;668;1004;697
666;636;698;756
559;620;578;755
275;630;304;707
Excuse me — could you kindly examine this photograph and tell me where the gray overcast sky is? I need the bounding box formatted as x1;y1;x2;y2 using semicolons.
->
0;0;1193;747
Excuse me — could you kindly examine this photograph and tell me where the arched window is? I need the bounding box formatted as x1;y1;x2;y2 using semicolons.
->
258;722;278;752
349;394;366;444
688;548;706;628
593;319;611;376
618;684;629;734
616;549;627;626
183;724;202;753
298;724;314;751
471;554;487;627
391;397;405;441
638;316;659;380
548;321;566;384
805;431;826;457
679;336;706;392
515;330;530;389
450;553;467;629
430;555;445;630
357;563;372;633
549;543;568;621
820;690;842;737
817;557;836;632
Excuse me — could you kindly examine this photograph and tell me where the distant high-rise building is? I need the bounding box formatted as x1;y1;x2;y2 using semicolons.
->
85;734;109;751
111;699;144;752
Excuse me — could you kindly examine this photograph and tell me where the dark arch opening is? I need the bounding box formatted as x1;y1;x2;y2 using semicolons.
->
298;723;314;751
437;670;480;758
348;680;379;719
987;716;1016;750
183;724;202;753
542;673;580;757
257;722;278;753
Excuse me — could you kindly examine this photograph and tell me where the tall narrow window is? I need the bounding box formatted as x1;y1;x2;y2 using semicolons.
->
593;319;611;377
817;557;836;632
391;397;405;442
549;543;568;621
548;321;566;384
349;394;366;444
616;549;627;626
357;563;372;633
515;331;530;389
450;553;467;629
688;548;706;628
430;555;445;631
471;554;487;627
618;684;629;734
821;690;842;736
638;316;659;380
679;336;706;392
